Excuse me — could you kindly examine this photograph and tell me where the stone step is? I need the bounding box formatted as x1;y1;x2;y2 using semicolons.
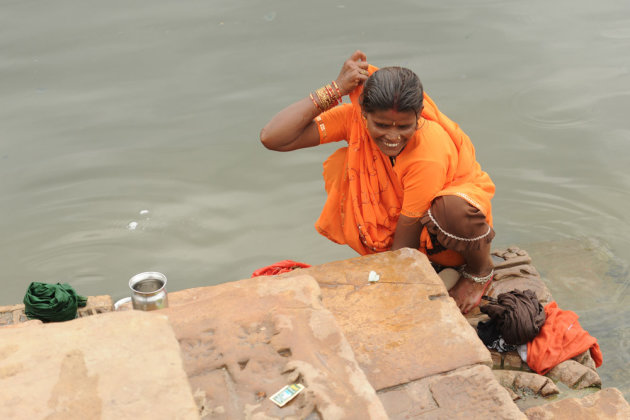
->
281;248;525;419
0;310;199;419
2;247;628;418
161;273;388;419
524;387;630;419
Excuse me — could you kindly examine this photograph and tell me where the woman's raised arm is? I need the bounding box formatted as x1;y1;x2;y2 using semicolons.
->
260;50;369;152
259;97;322;152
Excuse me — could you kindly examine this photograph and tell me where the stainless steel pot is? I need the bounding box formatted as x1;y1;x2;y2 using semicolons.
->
127;271;169;311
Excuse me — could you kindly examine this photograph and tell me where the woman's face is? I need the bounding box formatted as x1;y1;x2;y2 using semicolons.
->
363;109;419;157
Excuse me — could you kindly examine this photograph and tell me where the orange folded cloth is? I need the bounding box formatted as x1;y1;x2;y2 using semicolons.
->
251;260;311;277
526;301;603;375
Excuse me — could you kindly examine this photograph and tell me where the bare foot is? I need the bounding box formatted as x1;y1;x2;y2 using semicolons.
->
449;276;492;314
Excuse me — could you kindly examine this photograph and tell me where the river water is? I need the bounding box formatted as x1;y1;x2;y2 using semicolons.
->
2;0;629;399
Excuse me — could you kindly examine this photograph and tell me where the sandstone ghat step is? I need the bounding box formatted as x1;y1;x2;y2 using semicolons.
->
2;248;630;419
162;273;388;419
0;310;199;419
287;248;494;390
166;248;524;419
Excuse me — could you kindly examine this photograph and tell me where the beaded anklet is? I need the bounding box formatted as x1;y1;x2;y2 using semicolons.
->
460;267;494;284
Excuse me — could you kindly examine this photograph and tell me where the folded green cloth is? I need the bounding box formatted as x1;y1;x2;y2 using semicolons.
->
23;282;88;322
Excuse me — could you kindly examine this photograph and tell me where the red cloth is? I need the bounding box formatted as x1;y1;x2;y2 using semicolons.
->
527;301;603;375
251;260;311;277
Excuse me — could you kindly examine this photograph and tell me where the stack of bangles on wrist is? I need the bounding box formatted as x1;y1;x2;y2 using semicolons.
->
459;266;494;284
310;81;342;112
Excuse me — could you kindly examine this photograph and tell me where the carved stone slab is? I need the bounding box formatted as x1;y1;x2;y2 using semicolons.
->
547;359;602;390
489;247;552;304
163;274;388;420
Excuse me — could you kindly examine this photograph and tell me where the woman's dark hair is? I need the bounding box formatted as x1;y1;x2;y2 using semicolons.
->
360;67;423;115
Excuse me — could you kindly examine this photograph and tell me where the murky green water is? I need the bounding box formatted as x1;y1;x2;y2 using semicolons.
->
1;0;628;399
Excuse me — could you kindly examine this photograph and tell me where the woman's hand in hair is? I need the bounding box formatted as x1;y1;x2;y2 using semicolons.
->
335;50;370;97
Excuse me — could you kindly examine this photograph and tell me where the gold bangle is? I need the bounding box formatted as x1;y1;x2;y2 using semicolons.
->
314;84;339;111
309;92;322;112
331;81;342;100
315;86;332;110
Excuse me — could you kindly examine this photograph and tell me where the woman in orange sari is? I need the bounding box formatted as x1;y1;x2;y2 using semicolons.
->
260;51;496;314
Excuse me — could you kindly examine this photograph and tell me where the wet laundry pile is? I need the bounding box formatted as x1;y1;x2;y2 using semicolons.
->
477;289;603;375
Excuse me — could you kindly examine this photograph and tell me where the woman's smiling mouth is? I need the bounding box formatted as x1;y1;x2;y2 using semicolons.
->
382;139;402;148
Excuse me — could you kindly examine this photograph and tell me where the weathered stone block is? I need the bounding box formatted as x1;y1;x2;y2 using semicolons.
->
378;365;526;419
546;359;602;389
488;263;552;305
487;248;553;305
78;295;113;317
504;351;525;370
492;247;533;269
285;248;493;391
0;303;25;326
491;350;503;369
0;311;199;419
494;370;559;397
163;274;388;420
524;388;630;419
572;350;597;371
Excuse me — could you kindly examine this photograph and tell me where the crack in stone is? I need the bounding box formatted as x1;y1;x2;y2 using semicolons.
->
277;348;292;357
220;365;240;413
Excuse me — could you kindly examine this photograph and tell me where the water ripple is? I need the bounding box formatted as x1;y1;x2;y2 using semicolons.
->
511;81;594;128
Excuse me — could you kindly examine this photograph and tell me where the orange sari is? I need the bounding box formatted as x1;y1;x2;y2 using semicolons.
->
314;65;495;263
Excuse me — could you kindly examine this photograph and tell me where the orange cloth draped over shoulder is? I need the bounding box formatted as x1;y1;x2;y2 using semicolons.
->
314;65;495;264
526;302;603;375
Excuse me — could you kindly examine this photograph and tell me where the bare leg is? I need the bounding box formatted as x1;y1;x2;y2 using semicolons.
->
448;239;494;314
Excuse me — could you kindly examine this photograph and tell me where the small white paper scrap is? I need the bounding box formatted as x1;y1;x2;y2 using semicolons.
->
368;270;380;282
269;383;305;407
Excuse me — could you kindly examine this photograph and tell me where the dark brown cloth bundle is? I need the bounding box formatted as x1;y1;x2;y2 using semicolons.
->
480;289;546;345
